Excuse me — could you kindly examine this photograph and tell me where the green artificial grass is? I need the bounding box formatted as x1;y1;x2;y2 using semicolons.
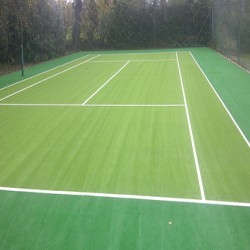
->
0;48;249;249
0;52;87;89
0;106;200;198
88;60;182;104
191;48;250;142
178;52;250;202
0;60;125;104
0;191;249;250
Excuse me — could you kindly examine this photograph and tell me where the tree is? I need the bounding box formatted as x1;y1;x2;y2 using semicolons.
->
0;0;213;65
81;0;99;49
72;0;83;50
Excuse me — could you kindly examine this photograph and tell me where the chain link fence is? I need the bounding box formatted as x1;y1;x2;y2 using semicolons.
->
212;0;250;70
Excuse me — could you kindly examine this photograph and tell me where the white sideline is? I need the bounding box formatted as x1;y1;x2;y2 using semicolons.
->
0;103;185;107
0;55;89;91
0;55;101;102
176;52;206;201
0;187;249;207
189;52;250;148
82;60;130;105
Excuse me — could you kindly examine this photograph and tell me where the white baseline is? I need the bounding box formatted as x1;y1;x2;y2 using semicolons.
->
88;59;176;63
100;52;177;56
0;187;249;207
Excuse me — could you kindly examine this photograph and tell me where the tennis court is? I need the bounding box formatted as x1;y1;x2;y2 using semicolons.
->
0;48;250;249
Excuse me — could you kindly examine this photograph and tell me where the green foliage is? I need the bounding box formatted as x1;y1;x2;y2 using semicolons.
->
72;0;83;50
0;0;212;65
213;0;250;54
212;0;250;69
80;0;99;49
0;0;66;64
81;0;211;50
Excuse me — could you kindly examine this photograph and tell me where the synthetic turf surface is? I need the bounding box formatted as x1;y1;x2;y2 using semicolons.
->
0;48;249;249
0;191;250;250
0;106;200;198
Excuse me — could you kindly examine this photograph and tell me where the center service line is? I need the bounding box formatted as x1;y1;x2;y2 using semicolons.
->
176;52;206;201
82;60;130;105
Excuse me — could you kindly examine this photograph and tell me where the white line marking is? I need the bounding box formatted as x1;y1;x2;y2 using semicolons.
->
82;60;130;105
0;103;82;107
0;187;249;207
85;104;185;107
0;103;185;107
89;60;128;63
88;59;176;63
131;59;176;62
100;52;177;56
0;55;90;91
0;55;101;102
189;52;250;148
176;52;206;201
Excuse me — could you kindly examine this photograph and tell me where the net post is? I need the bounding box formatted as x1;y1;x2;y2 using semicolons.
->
21;43;24;76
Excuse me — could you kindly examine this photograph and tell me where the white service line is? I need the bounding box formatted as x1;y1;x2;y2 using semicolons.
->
131;59;176;62
189;52;250;148
82;60;130;105
0;186;249;207
0;103;185;107
88;60;129;63
0;103;82;107
176;52;206;201
0;55;89;91
85;104;185;107
0;55;101;102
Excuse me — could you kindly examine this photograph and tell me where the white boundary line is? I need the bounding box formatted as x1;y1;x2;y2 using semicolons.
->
0;187;249;207
0;103;185;107
0;51;185;91
189;52;250;148
0;54;90;91
0;55;101;103
88;59;176;63
85;104;184;107
0;103;82;107
176;52;206;201
131;59;176;62
101;52;177;56
82;60;130;105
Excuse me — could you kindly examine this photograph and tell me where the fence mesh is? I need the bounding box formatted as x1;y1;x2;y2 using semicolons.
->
212;0;250;70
